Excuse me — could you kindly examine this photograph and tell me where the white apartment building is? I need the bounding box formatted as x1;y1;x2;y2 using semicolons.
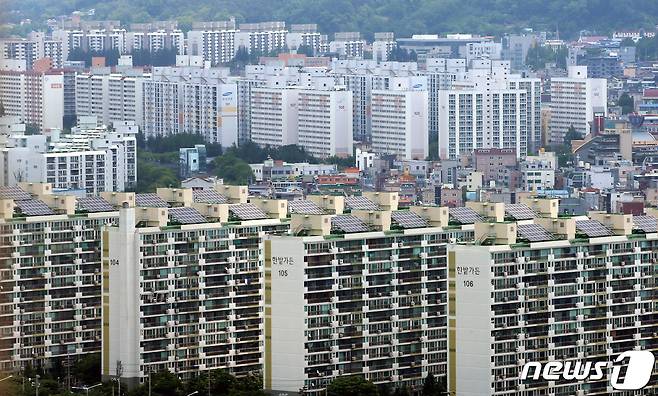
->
448;200;658;396
0;70;64;131
549;66;607;144
0;118;137;193
234;22;287;56
297;81;353;158
142;67;238;146
330;32;365;59
331;60;418;143
264;193;474;395
124;30;184;54
286;24;322;53
372;33;396;62
0;183;120;372
249;77;353;158
103;187;290;387
187;21;238;65
76;71;146;127
250;86;299;148
371;77;429;160
0;38;42;70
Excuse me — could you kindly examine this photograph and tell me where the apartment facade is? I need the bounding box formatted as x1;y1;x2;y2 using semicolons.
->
0;70;64;131
103;188;290;386
0;119;137;194
0;183;120;372
549;66;607;144
142;67;238;146
187;21;238;65
448;202;658;395
371;80;429;160
264;195;473;395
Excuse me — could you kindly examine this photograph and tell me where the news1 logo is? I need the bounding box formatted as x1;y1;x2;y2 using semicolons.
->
520;351;656;390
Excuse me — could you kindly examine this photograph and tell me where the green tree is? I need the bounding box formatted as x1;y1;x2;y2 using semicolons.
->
618;93;635;115
326;375;379;396
213;153;254;184
422;374;448;396
74;353;102;385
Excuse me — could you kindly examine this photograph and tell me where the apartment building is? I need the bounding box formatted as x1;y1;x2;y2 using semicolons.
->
549;66;607;144
371;77;429;160
264;193;474;395
0;38;42;70
125;22;184;54
0;69;64;131
0;183;121;372
447;199;658;395
331;60;418;143
142;67;238;146
249;77;352;158
437;88;527;160
330;32;366;59
286;24;322;53
102;186;290;386
75;70;146;127
0;117;137;194
187;21;238;65
372;33;396;62
234;22;287;56
250;86;299;148
297;82;353;159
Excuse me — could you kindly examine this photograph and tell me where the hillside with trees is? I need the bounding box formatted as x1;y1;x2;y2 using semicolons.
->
5;0;658;38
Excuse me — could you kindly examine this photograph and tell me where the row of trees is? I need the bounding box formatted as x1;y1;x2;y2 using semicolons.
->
0;368;446;396
68;48;178;67
134;134;355;191
13;0;658;39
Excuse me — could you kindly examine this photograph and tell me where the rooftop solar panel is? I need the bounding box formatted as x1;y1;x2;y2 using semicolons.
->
505;204;537;220
193;189;228;204
391;210;429;229
633;215;658;233
331;215;370;233
576;219;613;238
169;207;207;224
0;186;32;201
77;196;115;212
135;193;170;208
15;199;55;216
517;223;554;242
449;207;484;224
288;200;325;215
229;203;267;220
345;196;379;211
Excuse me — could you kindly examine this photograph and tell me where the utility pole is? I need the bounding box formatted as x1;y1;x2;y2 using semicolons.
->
35;374;40;396
148;369;151;396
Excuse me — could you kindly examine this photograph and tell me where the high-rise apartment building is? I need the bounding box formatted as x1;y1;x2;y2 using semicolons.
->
142;67;238;146
286;24;322;53
187;21;238;66
0;117;137;194
0;69;64;131
102;186;290;386
330;32;366;59
249;78;353;158
264;193;473;395
549;66;607;144
234;22;287;56
250;86;299;148
75;70;146;127
448;200;658;395
297;82;353;159
371;78;429;160
0;183;122;372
